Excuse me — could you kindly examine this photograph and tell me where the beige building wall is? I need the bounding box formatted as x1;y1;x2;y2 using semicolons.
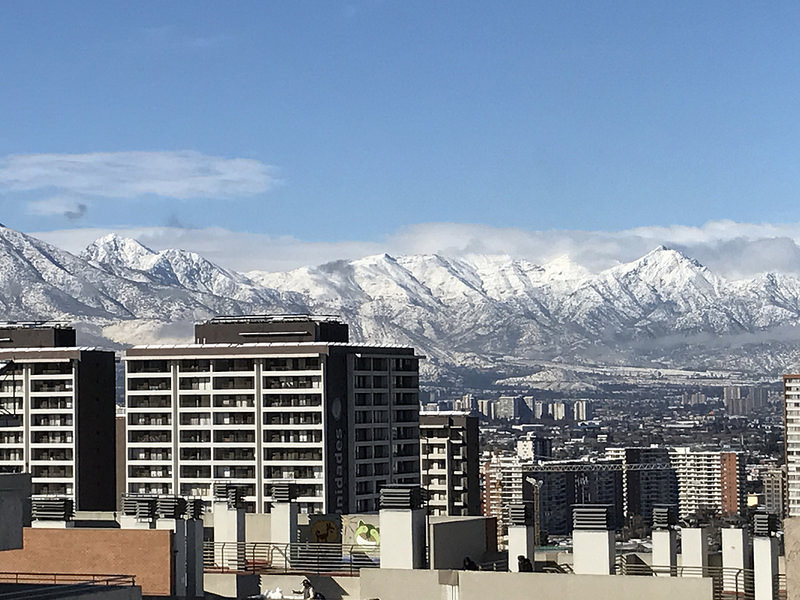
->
785;517;800;600
361;569;714;600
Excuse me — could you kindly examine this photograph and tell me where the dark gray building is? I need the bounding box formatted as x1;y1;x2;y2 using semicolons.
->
0;323;116;510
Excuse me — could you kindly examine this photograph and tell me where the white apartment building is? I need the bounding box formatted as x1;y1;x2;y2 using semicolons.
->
419;411;479;516
784;375;800;517
0;324;116;510
669;447;745;520
125;316;421;513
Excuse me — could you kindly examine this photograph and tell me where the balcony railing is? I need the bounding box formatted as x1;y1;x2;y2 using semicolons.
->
203;542;380;577
0;572;136;599
613;558;786;600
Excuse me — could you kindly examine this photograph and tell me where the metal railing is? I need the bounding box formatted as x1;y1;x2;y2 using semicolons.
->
0;572;136;599
204;542;380;576
612;557;791;600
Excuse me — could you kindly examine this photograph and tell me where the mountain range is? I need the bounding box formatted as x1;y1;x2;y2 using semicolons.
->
2;223;799;387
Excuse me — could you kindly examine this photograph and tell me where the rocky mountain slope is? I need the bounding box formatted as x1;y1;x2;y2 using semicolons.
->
3;224;800;384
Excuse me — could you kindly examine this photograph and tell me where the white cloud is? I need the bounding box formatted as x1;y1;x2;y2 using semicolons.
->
0;151;275;200
31;219;800;279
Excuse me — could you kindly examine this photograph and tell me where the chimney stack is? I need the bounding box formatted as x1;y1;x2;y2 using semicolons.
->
752;513;779;600
379;485;426;569
651;505;677;576
680;525;710;577
507;502;534;572
572;505;614;575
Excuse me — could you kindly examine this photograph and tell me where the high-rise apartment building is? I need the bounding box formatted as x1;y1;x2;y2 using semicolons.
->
124;315;421;514
784;375;800;518
762;466;786;518
527;460;623;535
481;453;534;547
669;447;745;520
0;323;116;510
419;411;479;516
604;447;676;525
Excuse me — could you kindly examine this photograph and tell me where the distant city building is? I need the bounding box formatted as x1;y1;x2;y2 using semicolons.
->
762;466;786;518
419;411;479;516
724;385;768;416
495;396;525;421
477;399;494;420
516;434;553;461
573;399;593;422
669;447;746;520
527;460;624;535
481;453;533;547
605;447;676;524
0;323;116;510
682;391;708;405
124;315;421;514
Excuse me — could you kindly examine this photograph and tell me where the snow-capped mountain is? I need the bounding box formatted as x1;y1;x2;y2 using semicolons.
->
4;223;800;382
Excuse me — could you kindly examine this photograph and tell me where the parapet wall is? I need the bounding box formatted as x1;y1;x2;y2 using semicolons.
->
361;569;714;600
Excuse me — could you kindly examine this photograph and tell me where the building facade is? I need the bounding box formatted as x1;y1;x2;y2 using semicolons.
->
0;323;116;510
669;447;746;520
419;411;479;516
785;375;800;518
604;447;676;525
124;315;421;514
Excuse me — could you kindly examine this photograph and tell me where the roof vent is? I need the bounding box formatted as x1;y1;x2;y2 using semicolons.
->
121;495;157;520
271;482;296;503
214;482;245;508
31;497;73;521
572;504;611;530
380;484;425;510
156;496;188;519
652;505;677;530
187;499;204;520
753;512;778;537
508;502;532;526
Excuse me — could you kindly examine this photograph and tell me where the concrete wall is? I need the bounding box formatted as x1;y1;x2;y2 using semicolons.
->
360;569;442;600
361;569;714;600
204;573;260;599
0;527;173;597
245;512;271;542
429;516;491;569
786;518;800;600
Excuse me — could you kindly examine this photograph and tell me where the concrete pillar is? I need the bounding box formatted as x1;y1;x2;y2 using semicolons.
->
721;527;750;595
379;485;427;570
572;505;614;575
157;518;187;598
507;502;534;572
270;501;299;545
213;500;245;571
680;527;709;577
185;519;204;600
508;526;535;572
753;537;779;600
652;529;677;576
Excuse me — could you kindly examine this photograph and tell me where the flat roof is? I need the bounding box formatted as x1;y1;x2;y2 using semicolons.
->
125;341;418;358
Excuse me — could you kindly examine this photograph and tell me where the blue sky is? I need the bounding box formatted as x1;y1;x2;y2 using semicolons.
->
2;2;800;271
